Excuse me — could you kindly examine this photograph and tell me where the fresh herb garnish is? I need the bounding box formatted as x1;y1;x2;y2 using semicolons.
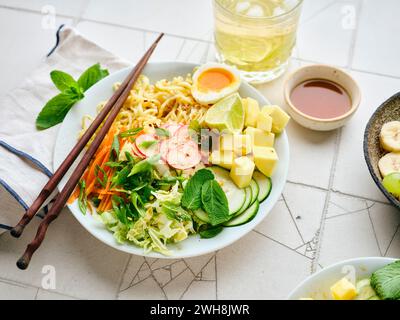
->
36;63;109;130
181;169;214;210
104;161;123;168
155;127;170;138
94;165;108;188
111;195;128;225
201;180;230;226
36;91;82;130
139;140;157;149
128;155;160;177
371;260;400;300
110;135;120;160
199;225;223;239
78;180;87;215
92;196;101;207
77;63;109;92
119;127;143;138
50;70;81;93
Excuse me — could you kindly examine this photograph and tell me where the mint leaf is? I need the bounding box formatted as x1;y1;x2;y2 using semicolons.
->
78;63;109;92
371;260;400;300
50;70;79;92
36;91;80;129
200;225;223;239
181;169;214;210
201;180;229;226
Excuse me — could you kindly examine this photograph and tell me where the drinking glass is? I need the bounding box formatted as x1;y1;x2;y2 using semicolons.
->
213;0;303;84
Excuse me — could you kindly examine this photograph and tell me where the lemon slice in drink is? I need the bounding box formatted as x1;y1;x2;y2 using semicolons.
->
205;93;244;134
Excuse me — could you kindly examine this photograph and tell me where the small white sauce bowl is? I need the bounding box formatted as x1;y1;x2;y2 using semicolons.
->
284;64;361;131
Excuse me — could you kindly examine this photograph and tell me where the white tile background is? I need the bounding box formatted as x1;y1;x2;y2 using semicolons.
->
0;0;399;300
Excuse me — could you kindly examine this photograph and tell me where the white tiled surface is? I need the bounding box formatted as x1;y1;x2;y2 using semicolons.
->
0;0;400;300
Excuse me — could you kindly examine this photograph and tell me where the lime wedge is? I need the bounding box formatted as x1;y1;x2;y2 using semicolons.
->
205;93;244;134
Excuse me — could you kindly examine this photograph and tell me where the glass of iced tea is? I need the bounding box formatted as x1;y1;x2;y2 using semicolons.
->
213;0;303;84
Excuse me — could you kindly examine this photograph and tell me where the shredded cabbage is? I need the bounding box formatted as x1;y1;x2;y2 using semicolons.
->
101;181;195;255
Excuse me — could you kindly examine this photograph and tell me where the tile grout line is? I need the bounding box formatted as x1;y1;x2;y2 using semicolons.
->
325;206;371;221
384;224;400;257
366;200;383;256
114;254;133;299
179;254;216;300
70;0;92;27
252;230;313;261
311;128;342;273
281;194;306;245
347;0;364;69
0;276;80;300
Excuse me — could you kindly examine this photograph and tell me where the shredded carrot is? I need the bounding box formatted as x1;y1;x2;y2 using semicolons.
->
67;125;121;207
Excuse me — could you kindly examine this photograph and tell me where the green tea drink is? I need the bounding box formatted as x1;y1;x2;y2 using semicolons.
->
213;0;303;83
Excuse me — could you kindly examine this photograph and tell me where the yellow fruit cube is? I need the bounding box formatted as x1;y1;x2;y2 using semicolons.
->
244;127;275;148
330;277;357;300
209;150;235;169
263;105;290;133
230;156;255;188
256;109;273;132
253;146;278;177
242;97;260;128
220;134;252;155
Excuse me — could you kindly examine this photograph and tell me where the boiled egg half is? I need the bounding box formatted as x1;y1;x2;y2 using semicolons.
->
191;63;241;105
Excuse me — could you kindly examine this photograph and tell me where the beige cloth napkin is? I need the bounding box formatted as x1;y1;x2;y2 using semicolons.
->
0;26;131;233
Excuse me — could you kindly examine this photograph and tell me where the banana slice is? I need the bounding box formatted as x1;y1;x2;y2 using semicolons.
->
380;121;400;152
378;152;400;177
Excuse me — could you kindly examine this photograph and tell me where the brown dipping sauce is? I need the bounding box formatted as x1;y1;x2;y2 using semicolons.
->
290;79;352;119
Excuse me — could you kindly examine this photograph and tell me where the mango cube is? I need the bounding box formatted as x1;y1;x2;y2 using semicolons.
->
220;134;252;156
263;105;290;133
230;156;255;188
209;150;235;169
244;126;275;148
253;146;278;177
330;277;357;300
256;109;273;132
242;97;260;127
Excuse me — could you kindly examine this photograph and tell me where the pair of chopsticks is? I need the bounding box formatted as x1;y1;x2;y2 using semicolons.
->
11;33;164;270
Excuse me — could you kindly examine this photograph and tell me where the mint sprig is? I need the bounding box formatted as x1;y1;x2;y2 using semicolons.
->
36;63;109;130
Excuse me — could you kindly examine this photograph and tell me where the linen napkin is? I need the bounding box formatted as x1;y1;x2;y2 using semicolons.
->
0;25;131;233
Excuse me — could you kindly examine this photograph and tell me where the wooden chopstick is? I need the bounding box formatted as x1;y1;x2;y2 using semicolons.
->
15;33;164;270
10;35;163;239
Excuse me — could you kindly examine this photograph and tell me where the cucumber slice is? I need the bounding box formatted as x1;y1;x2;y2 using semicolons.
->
210;166;246;215
253;171;272;203
249;179;259;205
224;200;259;227
355;279;377;300
193;208;210;223
234;186;252;217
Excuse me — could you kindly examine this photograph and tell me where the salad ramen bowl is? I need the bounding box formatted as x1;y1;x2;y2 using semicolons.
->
54;62;289;259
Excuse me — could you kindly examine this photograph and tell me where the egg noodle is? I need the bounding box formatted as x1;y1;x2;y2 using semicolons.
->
80;74;208;137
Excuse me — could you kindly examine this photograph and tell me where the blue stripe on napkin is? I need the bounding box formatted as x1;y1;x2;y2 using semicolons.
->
0;140;53;178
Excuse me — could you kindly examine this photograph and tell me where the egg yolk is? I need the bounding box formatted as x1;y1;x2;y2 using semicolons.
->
197;68;234;92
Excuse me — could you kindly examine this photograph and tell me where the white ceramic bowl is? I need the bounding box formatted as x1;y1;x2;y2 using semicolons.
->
287;257;397;300
284;64;361;131
54;62;290;259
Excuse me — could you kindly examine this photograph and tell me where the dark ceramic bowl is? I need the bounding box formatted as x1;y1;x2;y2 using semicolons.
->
364;92;400;210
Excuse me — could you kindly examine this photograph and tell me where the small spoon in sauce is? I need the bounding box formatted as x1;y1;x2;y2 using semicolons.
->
290;79;352;119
